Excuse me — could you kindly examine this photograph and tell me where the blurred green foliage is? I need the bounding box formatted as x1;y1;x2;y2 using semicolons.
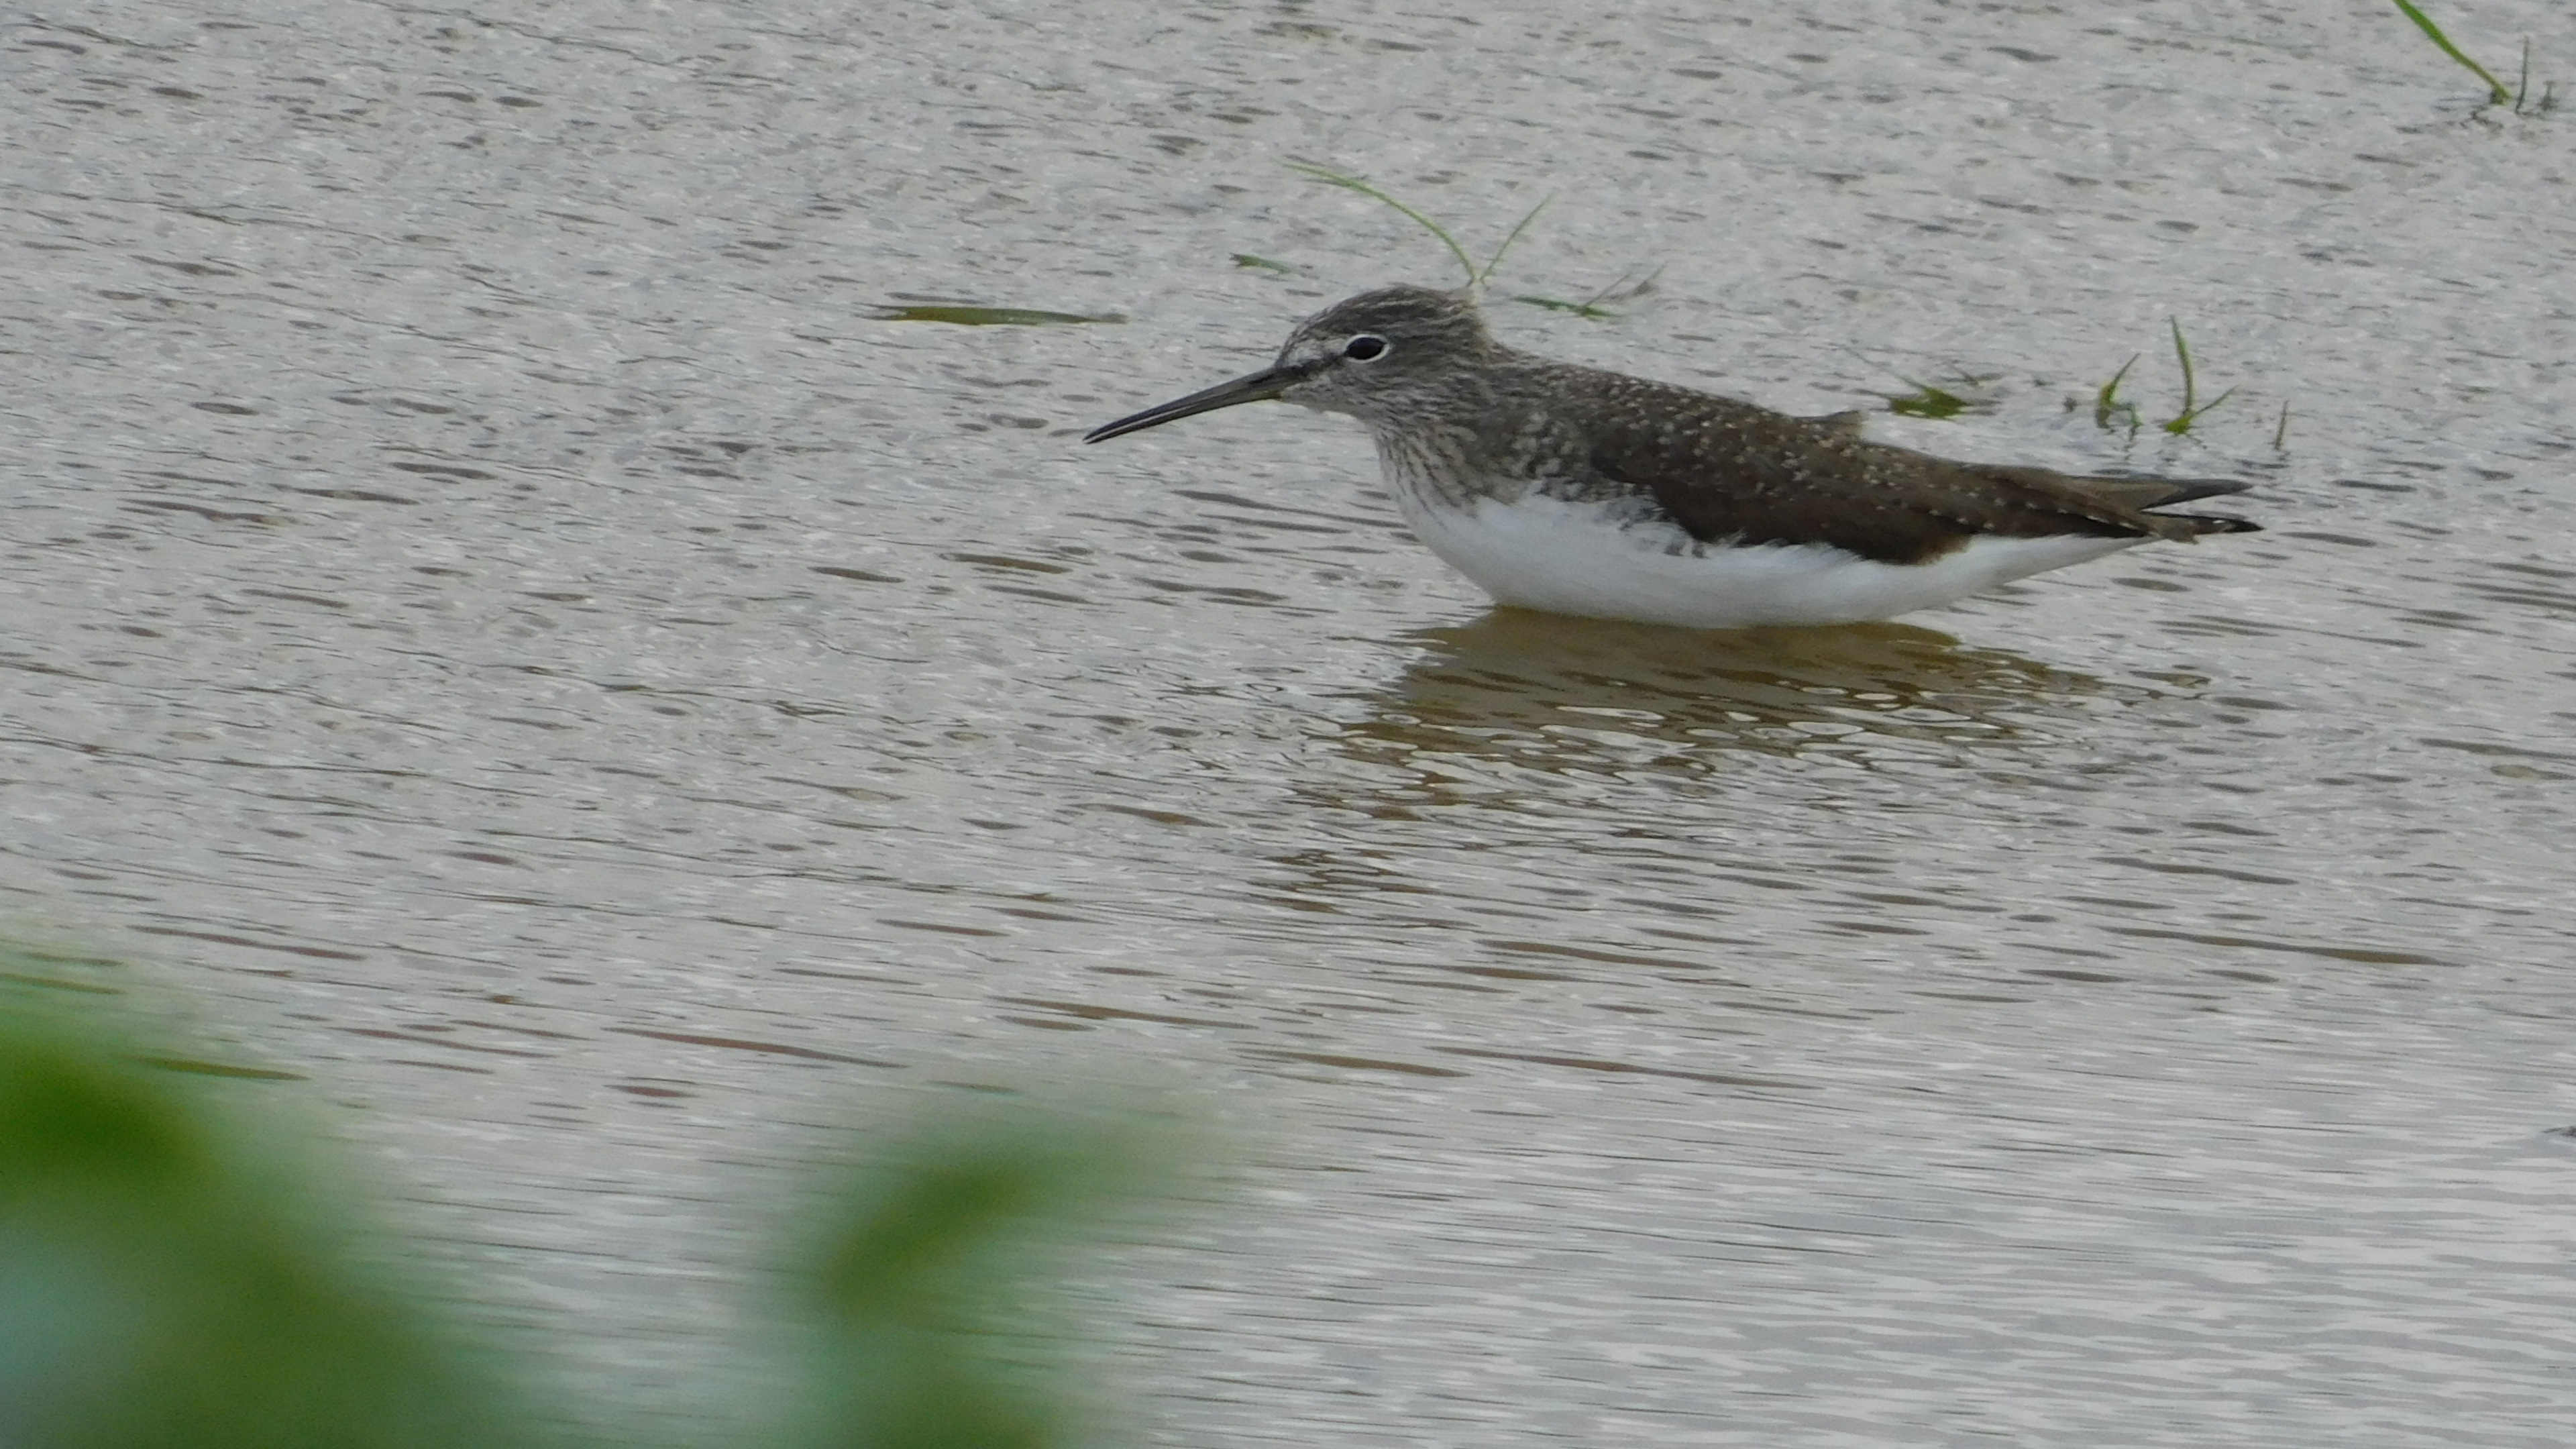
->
1;974;1176;1449
790;1117;1169;1449
0;1012;523;1449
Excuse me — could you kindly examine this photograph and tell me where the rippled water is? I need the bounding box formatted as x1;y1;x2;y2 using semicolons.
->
8;3;2575;1446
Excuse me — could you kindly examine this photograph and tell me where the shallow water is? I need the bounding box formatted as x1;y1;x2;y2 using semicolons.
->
6;2;2575;1445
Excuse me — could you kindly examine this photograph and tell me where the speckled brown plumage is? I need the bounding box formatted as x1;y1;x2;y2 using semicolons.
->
1558;365;2253;564
1085;284;2259;627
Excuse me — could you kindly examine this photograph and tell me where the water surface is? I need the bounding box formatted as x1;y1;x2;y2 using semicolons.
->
5;3;2575;1446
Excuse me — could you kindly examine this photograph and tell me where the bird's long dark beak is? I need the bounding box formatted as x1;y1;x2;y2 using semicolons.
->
1083;362;1306;443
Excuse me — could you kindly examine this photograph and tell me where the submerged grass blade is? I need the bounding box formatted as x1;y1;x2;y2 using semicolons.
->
1285;161;1480;285
1876;368;1998;421
2391;1;2512;105
865;304;1124;326
1511;294;1613;317
1511;266;1660;321
1888;386;1969;420
2511;38;2559;115
1886;382;1970;420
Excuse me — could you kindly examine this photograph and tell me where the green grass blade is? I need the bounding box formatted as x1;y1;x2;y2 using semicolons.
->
2163;386;2236;435
1512;266;1660;322
2168;318;2198;416
1285;161;1480;285
2158;320;2239;433
2390;1;2512;104
2093;354;2140;431
1477;195;1554;286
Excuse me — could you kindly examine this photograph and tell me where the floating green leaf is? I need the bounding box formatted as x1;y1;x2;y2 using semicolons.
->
1884;372;1999;421
864;305;1124;327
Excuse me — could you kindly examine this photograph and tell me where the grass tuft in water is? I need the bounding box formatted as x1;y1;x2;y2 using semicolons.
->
1283;163;1661;321
2082;321;2246;440
865;304;1124;327
1230;253;1303;276
2092;354;2144;437
2159;318;2235;435
1285;161;1582;299
1285;160;1485;285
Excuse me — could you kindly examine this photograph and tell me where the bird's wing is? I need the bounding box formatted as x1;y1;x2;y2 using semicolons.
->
1576;376;2220;564
1966;466;2259;537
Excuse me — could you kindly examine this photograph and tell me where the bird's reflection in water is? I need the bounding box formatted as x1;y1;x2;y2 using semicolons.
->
1331;607;2121;782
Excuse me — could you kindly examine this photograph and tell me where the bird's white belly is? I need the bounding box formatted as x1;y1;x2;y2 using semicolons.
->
1391;490;2141;629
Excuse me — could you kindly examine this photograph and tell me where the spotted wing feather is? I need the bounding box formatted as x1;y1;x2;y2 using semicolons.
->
1570;372;2252;565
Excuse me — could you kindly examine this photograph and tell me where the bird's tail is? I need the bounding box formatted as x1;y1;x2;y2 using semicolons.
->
2143;511;2261;541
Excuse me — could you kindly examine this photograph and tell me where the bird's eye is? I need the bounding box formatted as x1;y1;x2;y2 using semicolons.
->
1342;334;1388;362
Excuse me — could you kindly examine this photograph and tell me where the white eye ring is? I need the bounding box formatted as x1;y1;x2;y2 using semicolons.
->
1342;333;1388;362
